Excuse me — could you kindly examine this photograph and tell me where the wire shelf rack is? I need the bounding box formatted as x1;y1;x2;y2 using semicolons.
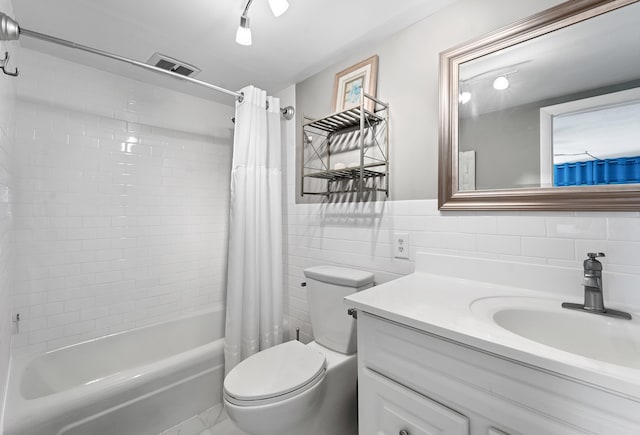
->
301;93;389;200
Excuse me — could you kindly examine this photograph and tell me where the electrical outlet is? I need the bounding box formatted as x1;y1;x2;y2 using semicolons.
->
394;232;410;259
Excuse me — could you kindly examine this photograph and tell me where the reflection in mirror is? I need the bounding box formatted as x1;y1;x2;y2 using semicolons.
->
457;1;640;192
544;89;640;187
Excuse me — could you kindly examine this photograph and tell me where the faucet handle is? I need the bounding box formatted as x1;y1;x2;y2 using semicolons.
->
587;252;605;259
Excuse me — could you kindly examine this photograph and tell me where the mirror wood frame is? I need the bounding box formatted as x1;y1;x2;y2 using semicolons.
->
438;0;640;211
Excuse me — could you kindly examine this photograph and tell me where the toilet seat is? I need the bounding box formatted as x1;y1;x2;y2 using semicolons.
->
224;340;327;406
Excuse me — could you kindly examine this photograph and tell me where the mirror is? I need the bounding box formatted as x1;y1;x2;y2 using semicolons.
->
439;0;640;210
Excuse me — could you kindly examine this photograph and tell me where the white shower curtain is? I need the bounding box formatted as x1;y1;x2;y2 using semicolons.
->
224;86;284;373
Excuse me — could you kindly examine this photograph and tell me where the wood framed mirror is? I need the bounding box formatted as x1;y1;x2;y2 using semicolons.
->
438;0;640;210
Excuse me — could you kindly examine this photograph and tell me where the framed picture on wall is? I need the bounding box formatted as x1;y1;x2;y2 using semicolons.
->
332;55;379;112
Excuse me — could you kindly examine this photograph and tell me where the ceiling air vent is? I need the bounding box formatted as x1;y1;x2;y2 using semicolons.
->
146;53;201;77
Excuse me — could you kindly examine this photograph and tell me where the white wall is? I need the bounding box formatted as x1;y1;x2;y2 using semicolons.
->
276;85;296;335
0;0;16;426
295;0;565;201
11;49;235;355
285;0;640;342
459;102;541;189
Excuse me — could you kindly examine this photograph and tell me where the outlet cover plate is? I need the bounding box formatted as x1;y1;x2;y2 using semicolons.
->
394;232;410;259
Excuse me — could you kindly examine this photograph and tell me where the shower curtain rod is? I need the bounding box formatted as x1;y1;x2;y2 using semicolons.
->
0;12;295;119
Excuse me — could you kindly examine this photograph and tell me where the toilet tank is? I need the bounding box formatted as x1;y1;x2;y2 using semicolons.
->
303;266;374;355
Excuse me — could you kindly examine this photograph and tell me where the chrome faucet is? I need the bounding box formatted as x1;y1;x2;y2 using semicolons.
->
562;252;631;320
582;252;605;311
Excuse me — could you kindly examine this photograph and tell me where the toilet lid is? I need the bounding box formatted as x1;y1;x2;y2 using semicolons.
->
224;340;326;402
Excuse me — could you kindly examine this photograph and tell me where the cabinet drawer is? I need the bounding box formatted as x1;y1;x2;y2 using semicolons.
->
359;368;470;435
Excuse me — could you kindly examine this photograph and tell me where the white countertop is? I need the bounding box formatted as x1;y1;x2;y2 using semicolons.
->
345;253;640;400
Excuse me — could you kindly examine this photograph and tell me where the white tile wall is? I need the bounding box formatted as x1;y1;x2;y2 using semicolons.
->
0;0;17;426
285;203;640;342
279;86;640;343
12;49;235;355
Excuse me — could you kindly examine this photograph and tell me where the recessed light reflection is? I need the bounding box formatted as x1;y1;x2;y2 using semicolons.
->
459;92;472;104
493;76;509;90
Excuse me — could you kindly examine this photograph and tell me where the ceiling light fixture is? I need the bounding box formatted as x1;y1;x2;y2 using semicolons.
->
493;75;509;90
268;0;290;17
235;14;252;46
459;92;471;104
236;0;290;46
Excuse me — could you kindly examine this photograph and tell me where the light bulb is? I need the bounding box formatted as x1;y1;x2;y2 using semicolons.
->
235;15;252;46
268;0;290;17
493;76;509;90
235;26;252;46
459;92;471;104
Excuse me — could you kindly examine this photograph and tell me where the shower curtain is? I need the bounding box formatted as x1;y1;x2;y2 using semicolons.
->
224;86;284;373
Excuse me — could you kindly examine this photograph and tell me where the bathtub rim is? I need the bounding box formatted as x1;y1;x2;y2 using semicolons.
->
23;302;226;358
4;304;226;434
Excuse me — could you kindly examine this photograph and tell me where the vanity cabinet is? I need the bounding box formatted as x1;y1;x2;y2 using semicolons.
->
357;312;640;435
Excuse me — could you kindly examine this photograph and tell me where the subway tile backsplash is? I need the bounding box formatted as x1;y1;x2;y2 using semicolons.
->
12;49;234;355
285;199;640;342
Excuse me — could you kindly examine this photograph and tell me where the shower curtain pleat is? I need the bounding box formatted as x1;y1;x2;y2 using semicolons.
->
224;86;284;374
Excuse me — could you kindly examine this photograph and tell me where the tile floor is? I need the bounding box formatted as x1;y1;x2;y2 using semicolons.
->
159;404;248;435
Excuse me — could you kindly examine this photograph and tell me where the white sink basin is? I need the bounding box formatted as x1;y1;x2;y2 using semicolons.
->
471;297;640;369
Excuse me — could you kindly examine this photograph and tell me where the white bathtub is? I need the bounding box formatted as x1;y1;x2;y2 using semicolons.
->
4;306;225;435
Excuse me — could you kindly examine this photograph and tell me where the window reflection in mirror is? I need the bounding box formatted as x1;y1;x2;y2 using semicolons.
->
457;1;640;192
545;91;640;187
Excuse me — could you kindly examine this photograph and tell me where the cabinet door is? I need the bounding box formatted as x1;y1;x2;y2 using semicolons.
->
360;368;469;435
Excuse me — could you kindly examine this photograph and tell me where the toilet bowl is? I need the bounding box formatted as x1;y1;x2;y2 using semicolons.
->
224;341;357;435
223;266;373;435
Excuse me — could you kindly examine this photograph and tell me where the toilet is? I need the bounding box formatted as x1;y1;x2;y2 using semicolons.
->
223;265;374;435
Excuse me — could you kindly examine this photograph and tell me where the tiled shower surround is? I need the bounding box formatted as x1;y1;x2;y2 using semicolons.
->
0;0;17;425
12;49;234;355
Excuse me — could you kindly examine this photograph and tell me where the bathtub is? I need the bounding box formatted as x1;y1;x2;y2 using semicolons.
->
4;306;225;435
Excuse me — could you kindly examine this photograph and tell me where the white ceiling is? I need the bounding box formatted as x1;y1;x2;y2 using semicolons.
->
11;0;457;105
458;1;640;117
